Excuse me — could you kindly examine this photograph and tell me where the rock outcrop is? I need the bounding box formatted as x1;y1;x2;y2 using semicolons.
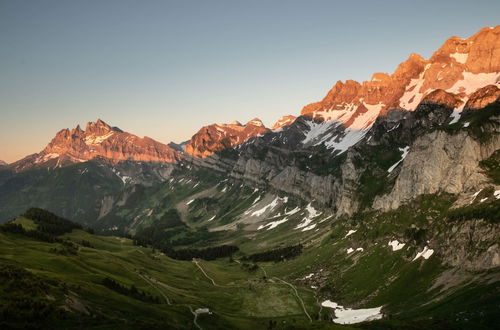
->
373;120;500;211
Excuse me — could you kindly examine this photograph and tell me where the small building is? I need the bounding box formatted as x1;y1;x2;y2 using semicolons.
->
195;308;211;314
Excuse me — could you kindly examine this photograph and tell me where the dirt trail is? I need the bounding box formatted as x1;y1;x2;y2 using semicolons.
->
138;273;172;305
188;305;203;330
138;271;204;329
192;259;222;287
273;277;312;322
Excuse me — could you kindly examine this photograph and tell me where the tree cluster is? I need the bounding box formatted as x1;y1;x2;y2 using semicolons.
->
23;208;82;235
101;277;160;304
243;244;303;262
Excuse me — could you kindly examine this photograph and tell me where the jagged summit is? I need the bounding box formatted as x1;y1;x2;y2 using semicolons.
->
294;25;500;153
272;115;297;130
246;118;265;127
184;119;269;158
11;119;179;171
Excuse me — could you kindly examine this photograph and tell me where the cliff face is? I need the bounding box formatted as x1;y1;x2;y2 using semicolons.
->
373;122;500;211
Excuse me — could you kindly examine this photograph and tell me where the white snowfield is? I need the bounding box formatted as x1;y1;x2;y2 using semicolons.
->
248;196;282;217
447;72;500;95
284;207;301;215
295;203;322;231
301;69;499;157
494;190;500;199
84;131;114;145
321;300;383;324
388;240;406;251
450;52;468;64
344;229;357;238
387;146;410;173
347;247;363;254
412;246;434;261
257;217;289;231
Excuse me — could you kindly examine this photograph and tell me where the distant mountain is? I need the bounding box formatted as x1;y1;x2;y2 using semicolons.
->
0;160;7;166
184;118;269;158
271;115;297;130
10;119;180;172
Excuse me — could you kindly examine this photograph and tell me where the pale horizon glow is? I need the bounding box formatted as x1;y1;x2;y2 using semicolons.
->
1;0;499;163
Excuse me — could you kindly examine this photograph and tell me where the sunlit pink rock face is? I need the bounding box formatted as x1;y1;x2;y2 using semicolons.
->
184;118;269;158
301;26;500;129
12;119;180;171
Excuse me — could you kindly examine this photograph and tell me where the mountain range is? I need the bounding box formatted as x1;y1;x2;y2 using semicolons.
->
0;26;499;329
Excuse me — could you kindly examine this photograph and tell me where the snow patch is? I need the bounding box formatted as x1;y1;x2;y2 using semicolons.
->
84;131;114;145
494;190;500;199
388;240;406;251
295;203;322;230
35;153;60;164
387;146;410;173
258;217;289;230
450;52;468;64
207;215;216;221
321;300;383;324
412;246;434;261
301;224;316;231
463;122;470;128
250;196;281;217
285;207;301;215
344;230;357;238
399;64;431;110
447;72;500;95
186;199;195;205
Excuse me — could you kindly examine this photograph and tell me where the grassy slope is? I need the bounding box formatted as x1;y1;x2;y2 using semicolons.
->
1;221;351;330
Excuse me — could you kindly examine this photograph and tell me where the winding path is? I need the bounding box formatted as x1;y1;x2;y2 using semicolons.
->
192;259;221;287
188;306;203;330
138;273;172;305
273;277;312;322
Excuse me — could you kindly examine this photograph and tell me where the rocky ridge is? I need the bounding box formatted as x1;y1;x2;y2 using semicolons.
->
10;119;180;172
184;118;269;158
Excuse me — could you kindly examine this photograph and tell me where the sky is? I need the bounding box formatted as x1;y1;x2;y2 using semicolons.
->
1;0;499;163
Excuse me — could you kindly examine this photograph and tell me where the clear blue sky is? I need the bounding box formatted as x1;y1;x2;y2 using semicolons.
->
1;0;499;162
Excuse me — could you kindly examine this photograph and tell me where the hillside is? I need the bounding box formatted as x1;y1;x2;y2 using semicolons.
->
1;207;498;329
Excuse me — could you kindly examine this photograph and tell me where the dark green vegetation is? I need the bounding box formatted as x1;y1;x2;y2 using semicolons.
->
101;277;160;304
480;150;500;184
244;245;303;263
2;192;499;329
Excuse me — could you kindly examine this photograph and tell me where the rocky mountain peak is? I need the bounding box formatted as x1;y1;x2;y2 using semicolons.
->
293;26;500;156
464;84;500;111
420;89;463;108
184;119;270;158
246;118;265;127
11;120;179;171
229;120;243;126
272;115;297;130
